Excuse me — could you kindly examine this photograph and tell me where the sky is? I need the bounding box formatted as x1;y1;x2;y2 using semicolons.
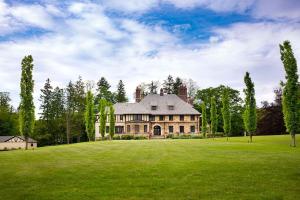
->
1;0;300;112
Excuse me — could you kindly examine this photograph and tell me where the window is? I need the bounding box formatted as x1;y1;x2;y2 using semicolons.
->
120;115;123;121
127;125;131;133
159;115;164;121
190;126;195;133
149;115;155;121
106;126;109;133
116;126;124;134
135;125;140;133
191;115;195;121
169;126;174;133
168;105;174;110
151;106;157;110
180;115;184;121
180;126;184;133
144;125;148;133
133;114;142;121
169;115;173;121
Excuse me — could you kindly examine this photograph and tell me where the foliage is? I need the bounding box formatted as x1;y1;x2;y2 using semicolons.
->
195;85;244;136
201;102;207;137
19;55;35;149
243;72;257;142
121;134;134;140
173;77;183;95
221;88;231;138
96;77;115;104
257;87;286;135
280;41;299;147
109;105;115;139
115;80;128;103
210;96;218;137
99;99;107;138
85;90;95;141
163;75;174;94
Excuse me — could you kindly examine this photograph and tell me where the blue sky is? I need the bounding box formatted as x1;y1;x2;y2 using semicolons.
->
0;0;300;111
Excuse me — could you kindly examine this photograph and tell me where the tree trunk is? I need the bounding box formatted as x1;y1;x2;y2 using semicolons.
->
249;133;252;143
25;136;28;150
66;114;70;144
291;133;296;147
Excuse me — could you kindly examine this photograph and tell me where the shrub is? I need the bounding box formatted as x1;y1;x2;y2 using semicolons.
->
191;135;203;139
113;135;121;140
121;134;134;140
134;135;147;140
166;134;174;139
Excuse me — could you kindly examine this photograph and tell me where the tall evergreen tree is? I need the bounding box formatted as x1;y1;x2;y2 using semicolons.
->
99;99;107;138
243;72;257;143
173;77;183;95
148;81;159;94
65;81;75;144
19;55;35;149
109;104;115;140
280;41;299;147
210;96;217;138
85;90;95;141
39;78;53;137
51;87;65;144
222;88;231;140
163;75;174;94
201;102;207;138
115;80;128;102
96;77;114;103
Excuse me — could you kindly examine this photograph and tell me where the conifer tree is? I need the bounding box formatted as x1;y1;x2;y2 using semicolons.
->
210;96;217;138
222;88;231;140
109;105;115;140
243;72;257;143
19;55;35;149
85;90;95;141
39;78;53;136
115;80;128;102
163;75;174;94
201;102;207;137
280;41;299;147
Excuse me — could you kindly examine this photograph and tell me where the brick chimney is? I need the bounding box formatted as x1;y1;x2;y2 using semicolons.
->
160;88;164;96
178;85;187;102
136;87;142;102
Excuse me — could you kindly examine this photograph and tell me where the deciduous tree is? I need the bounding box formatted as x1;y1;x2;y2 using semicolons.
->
85;90;95;141
99;99;107;138
280;41;299;147
19;55;35;149
222;88;231;140
243;72;257;143
109;104;115;140
201;102;207;137
210;96;217;137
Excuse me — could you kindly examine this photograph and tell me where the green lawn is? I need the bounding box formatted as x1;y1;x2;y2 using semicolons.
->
1;135;300;200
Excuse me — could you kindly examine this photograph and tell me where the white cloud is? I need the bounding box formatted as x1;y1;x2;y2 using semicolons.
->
1;0;300;114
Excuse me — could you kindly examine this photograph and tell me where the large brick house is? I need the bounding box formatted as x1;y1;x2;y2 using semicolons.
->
95;85;200;138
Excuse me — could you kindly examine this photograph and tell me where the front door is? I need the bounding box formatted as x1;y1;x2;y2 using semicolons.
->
153;125;161;136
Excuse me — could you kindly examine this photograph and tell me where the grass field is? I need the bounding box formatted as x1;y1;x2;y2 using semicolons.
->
0;135;300;200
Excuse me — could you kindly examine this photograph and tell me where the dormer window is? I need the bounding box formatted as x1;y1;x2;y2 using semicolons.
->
168;105;174;110
151;106;157;110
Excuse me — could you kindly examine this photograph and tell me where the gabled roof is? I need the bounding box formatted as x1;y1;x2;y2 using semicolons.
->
112;94;200;115
0;136;37;143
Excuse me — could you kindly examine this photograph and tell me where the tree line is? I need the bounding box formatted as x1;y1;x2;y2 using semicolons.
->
0;40;299;147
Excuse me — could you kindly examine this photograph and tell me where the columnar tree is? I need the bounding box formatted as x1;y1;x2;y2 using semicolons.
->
19;55;35;149
115;80;128;102
210;96;217;138
99;99;107;139
280;41;299;147
85;90;95;141
201;102;207;137
222;88;231;140
109;105;115;140
243;72;257;143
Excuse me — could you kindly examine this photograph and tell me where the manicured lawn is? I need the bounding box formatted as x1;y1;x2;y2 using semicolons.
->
0;135;300;200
